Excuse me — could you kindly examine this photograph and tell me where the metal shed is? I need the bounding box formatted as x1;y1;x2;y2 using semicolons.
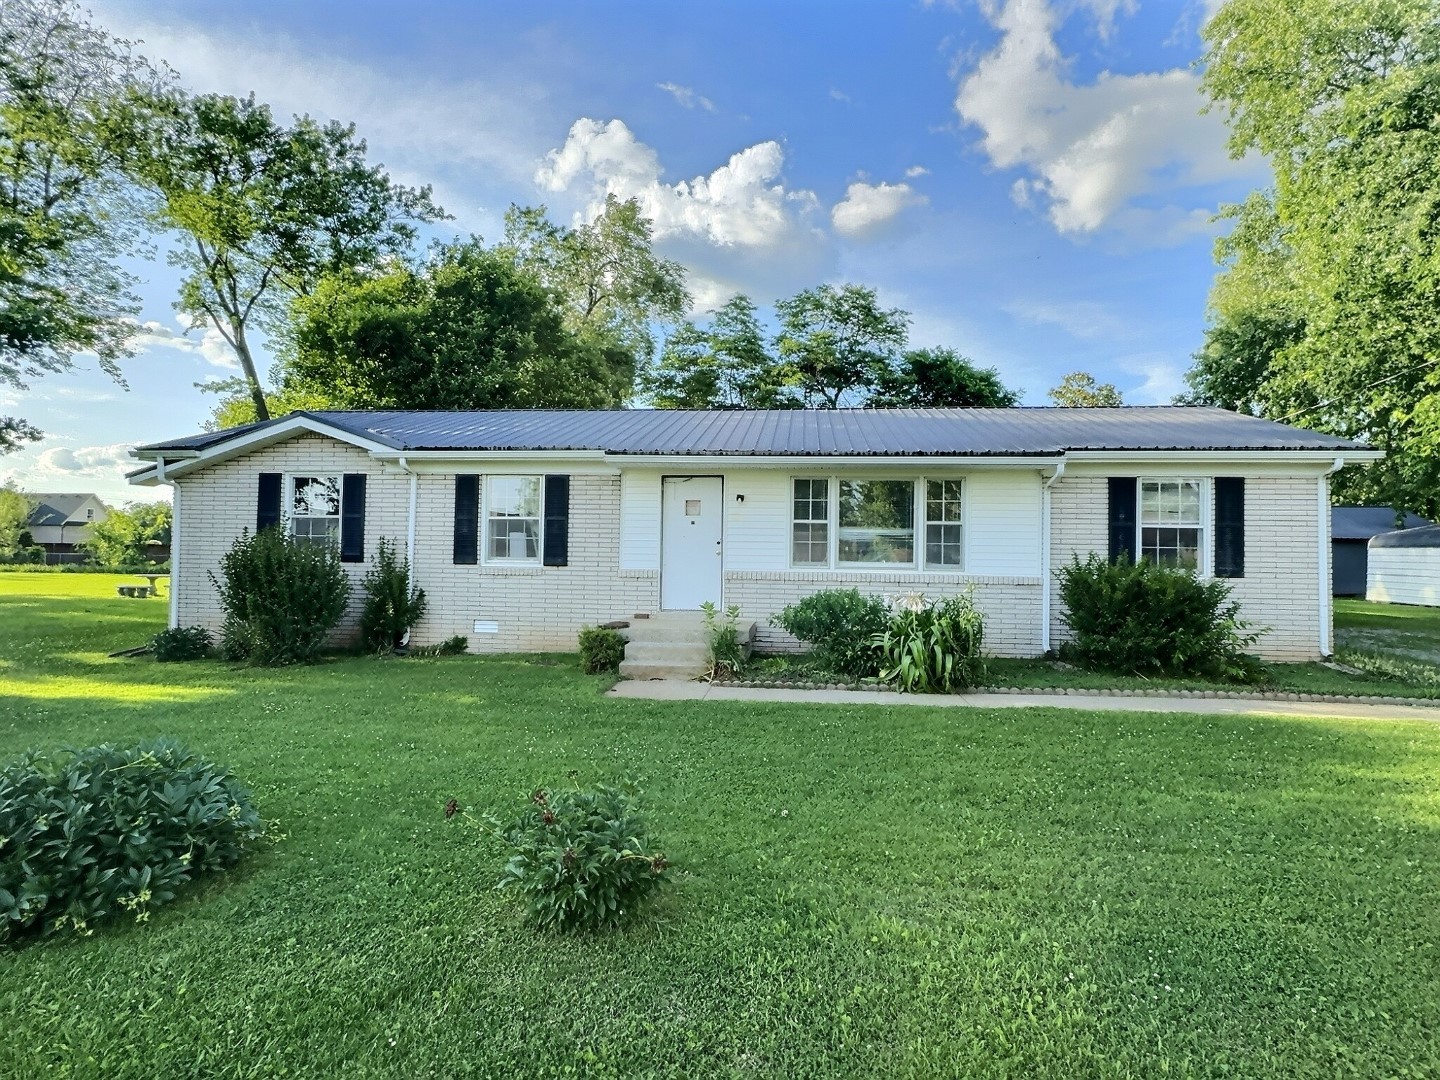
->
1367;525;1440;607
1332;507;1432;596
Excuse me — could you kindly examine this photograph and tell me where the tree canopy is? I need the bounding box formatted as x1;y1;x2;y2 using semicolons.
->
1048;371;1123;407
1192;0;1440;514
119;89;444;421
83;499;170;566
774;284;910;407
279;241;627;411
640;295;792;409
871;348;1021;408
0;0;159;451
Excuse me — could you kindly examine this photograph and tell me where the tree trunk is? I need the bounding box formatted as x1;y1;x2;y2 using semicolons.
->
232;320;270;422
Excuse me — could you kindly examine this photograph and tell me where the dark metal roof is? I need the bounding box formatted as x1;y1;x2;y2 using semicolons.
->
1332;506;1433;541
25;494;100;526
1370;524;1440;549
136;407;1373;457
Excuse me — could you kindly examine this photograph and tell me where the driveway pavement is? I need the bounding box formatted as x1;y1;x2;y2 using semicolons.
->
608;680;1440;723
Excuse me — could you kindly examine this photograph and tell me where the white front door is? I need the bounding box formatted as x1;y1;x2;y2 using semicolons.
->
661;476;724;610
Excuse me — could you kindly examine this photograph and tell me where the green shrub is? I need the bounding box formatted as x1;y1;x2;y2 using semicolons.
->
151;625;213;662
876;591;987;693
701;601;746;680
359;537;427;653
486;779;668;932
406;635;469;659
1057;555;1264;681
210;527;349;666
773;588;888;678
0;740;264;942
578;626;626;675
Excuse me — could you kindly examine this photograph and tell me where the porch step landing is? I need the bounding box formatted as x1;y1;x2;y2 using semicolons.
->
617;611;755;681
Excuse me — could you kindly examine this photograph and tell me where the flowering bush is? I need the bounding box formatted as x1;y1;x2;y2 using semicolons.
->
457;778;668;932
0;740;264;942
875;590;987;693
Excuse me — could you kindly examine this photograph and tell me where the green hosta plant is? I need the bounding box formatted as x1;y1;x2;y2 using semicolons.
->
0;740;265;943
452;778;669;932
876;591;987;693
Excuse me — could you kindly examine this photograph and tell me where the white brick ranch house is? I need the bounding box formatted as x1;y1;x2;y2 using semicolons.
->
128;407;1380;661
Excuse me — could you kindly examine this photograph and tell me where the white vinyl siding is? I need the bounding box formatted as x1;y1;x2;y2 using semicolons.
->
619;469;662;570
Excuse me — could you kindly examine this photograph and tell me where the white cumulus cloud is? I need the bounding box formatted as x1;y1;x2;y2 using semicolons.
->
536;118;822;250
127;318;236;369
831;181;927;239
955;0;1257;237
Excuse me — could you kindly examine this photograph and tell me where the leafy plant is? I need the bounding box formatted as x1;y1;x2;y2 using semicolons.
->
700;601;746;680
1057;554;1265;681
210;526;350;666
460;778;668;932
151;625;212;662
773;588;889;678
578;626;626;675
0;739;264;943
406;635;468;659
359;537;426;653
876;591;987;693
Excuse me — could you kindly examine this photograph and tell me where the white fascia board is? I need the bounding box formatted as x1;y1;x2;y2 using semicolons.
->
1062;449;1384;468
130;416;399;480
601;454;1065;470
371;449;616;474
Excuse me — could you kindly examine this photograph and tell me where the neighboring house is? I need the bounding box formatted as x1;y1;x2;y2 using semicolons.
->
1367;526;1440;608
26;493;110;563
129;407;1380;661
1331;506;1433;596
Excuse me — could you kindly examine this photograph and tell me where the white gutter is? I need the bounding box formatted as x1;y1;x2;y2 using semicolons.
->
399;456;418;571
1040;459;1067;654
1318;456;1344;656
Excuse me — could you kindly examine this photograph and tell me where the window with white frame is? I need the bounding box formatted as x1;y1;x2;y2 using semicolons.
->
486;475;541;562
791;478;830;565
924;479;964;569
838;479;915;567
289;475;341;546
1139;478;1203;569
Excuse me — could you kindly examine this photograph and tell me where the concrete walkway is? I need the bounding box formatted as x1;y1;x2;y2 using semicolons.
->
608;679;1440;723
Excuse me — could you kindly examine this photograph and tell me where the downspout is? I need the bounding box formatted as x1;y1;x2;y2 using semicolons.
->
399;456;418;570
1318;456;1344;656
155;457;179;628
1040;459;1067;654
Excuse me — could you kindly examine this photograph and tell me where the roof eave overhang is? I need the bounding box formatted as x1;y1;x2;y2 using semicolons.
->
129;414;398;485
1062;448;1384;465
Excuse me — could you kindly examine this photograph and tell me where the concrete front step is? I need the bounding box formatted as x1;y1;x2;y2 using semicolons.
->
616;612;757;680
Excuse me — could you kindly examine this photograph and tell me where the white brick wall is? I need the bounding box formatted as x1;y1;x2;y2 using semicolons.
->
1047;472;1327;661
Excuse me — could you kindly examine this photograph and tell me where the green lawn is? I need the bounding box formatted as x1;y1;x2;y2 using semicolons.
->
3;574;1440;1078
1336;598;1440;663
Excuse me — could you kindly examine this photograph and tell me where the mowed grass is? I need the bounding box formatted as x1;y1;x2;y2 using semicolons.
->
1336;598;1440;663
3;574;1440;1078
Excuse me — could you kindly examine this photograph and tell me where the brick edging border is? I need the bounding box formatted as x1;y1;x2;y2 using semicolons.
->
711;680;1440;708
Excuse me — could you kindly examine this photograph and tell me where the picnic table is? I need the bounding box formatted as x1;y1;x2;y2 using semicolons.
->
139;573;164;596
115;575;164;599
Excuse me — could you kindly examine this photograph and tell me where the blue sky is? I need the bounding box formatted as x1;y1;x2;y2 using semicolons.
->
3;0;1262;505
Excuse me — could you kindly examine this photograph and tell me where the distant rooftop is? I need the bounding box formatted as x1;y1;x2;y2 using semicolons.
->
136;407;1374;458
1332;506;1433;541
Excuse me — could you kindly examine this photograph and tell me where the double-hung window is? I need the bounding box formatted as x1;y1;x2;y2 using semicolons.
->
1139;478;1202;569
486;476;541;562
792;478;830;565
924;480;964;569
289;475;341;546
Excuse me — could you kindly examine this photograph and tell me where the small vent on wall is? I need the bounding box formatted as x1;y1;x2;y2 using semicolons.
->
473;620;500;635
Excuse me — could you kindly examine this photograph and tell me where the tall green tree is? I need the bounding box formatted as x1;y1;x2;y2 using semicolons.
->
773;284;909;407
871;347;1021;408
1197;0;1440;514
119;90;443;421
82;499;170;566
641;294;794;408
0;481;31;555
0;0;159;450
1048;371;1123;407
502;195;688;393
280;240;626;411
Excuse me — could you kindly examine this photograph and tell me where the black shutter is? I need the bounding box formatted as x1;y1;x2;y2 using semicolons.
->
453;475;479;565
1214;477;1245;578
1108;477;1137;563
340;474;366;563
257;473;282;532
543;474;570;567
